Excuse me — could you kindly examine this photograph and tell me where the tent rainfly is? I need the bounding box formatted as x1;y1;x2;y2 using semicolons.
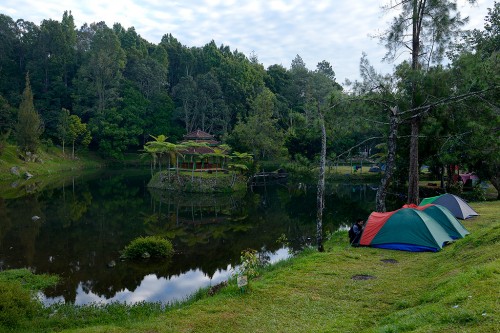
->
415;204;470;239
359;208;453;252
419;194;479;219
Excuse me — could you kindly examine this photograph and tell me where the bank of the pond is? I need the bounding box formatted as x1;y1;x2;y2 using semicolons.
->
1;201;497;333
0;144;104;182
0;144;106;199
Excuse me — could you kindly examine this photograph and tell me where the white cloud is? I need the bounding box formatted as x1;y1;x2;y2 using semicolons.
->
0;0;494;83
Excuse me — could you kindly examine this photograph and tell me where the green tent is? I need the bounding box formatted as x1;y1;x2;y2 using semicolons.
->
360;208;454;252
418;204;470;239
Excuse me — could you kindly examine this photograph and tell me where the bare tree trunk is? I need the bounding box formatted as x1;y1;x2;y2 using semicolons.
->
407;0;422;205
376;107;399;212
316;107;326;252
407;116;420;204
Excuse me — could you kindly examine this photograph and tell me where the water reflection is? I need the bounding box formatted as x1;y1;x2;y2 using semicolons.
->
0;169;401;305
40;247;290;306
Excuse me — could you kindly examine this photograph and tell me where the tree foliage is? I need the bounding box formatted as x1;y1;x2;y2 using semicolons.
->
381;0;479;204
228;88;286;160
16;74;43;153
0;7;496;203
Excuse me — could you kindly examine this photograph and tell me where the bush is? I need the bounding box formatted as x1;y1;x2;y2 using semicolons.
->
0;280;41;328
236;249;261;279
122;236;174;259
461;184;486;202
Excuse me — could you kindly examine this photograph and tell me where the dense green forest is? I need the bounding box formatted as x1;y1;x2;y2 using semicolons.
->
0;3;498;198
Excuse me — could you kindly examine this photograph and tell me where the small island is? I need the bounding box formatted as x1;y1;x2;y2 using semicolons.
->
146;130;250;193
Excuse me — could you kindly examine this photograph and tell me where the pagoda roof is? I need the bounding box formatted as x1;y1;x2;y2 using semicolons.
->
183;129;216;140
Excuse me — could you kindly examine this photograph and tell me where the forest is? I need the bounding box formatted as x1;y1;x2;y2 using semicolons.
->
0;2;498;200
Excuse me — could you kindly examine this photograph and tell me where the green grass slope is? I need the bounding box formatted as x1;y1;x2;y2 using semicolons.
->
57;202;499;333
0;144;103;181
0;144;104;198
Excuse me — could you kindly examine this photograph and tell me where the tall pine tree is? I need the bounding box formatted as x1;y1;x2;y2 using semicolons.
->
382;0;473;204
16;73;43;153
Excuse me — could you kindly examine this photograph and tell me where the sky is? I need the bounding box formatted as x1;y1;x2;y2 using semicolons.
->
0;0;495;84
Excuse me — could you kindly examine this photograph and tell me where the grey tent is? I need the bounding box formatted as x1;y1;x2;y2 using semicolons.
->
417;204;470;239
419;194;479;220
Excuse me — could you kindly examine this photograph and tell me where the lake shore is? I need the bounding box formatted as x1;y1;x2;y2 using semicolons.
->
0;144;104;182
1;201;497;332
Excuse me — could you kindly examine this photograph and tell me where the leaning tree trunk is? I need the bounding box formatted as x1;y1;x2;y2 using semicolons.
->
376;106;399;212
316;107;326;252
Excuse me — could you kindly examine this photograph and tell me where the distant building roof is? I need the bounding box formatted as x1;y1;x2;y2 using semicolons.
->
181;129;220;149
183;129;217;141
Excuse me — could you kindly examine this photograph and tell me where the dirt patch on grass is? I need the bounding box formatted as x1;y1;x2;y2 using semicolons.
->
381;259;398;264
351;274;376;280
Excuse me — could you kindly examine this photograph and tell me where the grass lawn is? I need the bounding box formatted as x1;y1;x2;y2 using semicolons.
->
24;201;495;333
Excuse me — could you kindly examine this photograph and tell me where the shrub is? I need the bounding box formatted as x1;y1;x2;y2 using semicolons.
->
447;181;463;195
0;280;41;328
122;236;174;259
461;184;486;202
236;249;261;279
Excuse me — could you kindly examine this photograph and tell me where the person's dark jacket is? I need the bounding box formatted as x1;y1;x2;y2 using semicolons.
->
348;223;362;245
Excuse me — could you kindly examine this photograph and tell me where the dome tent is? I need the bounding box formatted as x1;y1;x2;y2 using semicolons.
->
415;204;470;239
419;194;479;220
359;207;453;252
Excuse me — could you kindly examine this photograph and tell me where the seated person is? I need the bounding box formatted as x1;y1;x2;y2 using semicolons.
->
348;218;365;246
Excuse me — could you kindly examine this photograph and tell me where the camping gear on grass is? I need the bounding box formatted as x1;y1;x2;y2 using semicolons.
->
416;204;470;239
359;208;453;252
419;193;479;219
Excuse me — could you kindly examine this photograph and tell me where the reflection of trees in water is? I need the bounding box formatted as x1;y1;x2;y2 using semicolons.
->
1;171;396;304
146;189;269;278
148;189;247;226
1;195;45;267
0;198;13;255
1;172;150;303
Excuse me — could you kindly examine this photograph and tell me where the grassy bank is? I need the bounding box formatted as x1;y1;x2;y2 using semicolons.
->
0;144;104;182
0;144;105;198
1;201;497;333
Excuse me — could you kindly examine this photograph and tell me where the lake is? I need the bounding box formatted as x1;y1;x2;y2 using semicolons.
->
0;168;401;306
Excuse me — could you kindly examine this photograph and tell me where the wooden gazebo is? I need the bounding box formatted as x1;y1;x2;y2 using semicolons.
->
179;130;228;171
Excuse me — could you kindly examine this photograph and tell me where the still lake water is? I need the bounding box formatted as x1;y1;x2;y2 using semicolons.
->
0;168;401;306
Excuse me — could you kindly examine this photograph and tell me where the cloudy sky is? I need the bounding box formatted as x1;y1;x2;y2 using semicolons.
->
1;0;494;83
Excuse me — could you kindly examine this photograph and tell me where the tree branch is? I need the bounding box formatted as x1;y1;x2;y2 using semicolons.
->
399;87;497;119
